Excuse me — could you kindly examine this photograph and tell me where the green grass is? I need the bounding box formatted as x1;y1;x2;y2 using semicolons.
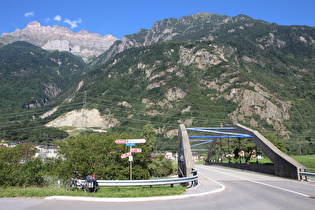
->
291;155;315;169
199;155;315;169
207;157;274;165
0;185;187;198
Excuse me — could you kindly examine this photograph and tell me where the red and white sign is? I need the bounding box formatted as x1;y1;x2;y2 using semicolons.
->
121;152;131;159
129;139;146;143
115;139;146;144
131;148;142;153
115;139;129;144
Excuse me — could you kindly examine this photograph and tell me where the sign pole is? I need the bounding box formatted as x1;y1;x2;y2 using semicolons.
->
130;159;132;180
115;138;146;181
129;145;132;180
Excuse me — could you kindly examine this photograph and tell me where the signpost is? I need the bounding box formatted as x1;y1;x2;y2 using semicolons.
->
115;139;129;144
115;139;146;180
121;152;131;159
115;139;146;144
131;148;142;153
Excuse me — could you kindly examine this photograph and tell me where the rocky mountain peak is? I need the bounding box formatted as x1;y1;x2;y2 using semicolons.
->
0;21;118;62
27;21;41;27
77;29;90;35
91;12;253;66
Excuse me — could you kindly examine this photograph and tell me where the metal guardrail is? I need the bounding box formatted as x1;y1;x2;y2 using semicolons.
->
300;172;315;177
96;175;198;187
300;168;315;181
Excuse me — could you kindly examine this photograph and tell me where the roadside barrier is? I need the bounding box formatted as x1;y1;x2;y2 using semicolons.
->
96;174;198;187
300;168;315;181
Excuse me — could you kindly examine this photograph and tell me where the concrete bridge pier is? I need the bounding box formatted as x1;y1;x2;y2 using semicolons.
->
178;124;194;177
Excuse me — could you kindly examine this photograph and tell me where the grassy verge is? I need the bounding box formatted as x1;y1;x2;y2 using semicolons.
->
291;155;315;169
203;157;274;164
0;185;187;198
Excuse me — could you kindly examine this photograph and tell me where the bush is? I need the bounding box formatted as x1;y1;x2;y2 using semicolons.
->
148;155;173;177
57;132;153;180
0;126;157;187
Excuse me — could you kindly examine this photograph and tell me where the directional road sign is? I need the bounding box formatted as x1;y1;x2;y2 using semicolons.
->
121;152;131;159
115;139;129;144
115;139;146;144
129;139;146;143
131;148;142;153
126;143;136;146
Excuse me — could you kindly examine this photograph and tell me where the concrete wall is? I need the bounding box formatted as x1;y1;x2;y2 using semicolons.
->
229;124;305;180
182;123;304;180
178;124;194;177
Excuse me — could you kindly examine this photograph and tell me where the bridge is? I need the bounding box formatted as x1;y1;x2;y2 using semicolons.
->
178;123;306;180
2;123;314;209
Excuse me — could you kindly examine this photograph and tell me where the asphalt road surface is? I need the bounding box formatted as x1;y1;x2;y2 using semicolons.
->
1;165;314;210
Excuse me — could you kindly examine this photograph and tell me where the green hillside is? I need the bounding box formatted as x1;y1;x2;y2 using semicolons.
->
0;41;88;143
64;40;314;153
0;13;314;154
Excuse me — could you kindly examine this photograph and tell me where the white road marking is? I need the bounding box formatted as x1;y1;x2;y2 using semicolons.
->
204;166;311;198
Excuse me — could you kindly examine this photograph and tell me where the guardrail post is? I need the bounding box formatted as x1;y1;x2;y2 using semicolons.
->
228;138;230;163
238;138;241;164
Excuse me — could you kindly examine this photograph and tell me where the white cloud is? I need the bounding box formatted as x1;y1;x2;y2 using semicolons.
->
25;11;35;17
54;15;62;21
64;18;82;29
45;17;51;22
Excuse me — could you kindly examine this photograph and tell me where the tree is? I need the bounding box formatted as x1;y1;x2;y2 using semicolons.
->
141;123;157;152
148;155;173;177
0;143;39;187
57;132;152;180
273;140;287;153
267;134;287;153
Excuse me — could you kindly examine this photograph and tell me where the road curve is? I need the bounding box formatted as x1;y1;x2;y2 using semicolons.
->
1;165;314;210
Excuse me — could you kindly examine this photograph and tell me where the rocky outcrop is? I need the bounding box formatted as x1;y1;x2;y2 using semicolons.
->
25;98;49;109
178;46;226;69
0;21;118;62
198;56;292;138
227;88;291;126
165;88;186;101
43;83;61;98
45;108;119;129
91;13;236;66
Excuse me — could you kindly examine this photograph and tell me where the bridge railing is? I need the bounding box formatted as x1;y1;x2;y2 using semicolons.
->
96;174;198;187
300;168;315;181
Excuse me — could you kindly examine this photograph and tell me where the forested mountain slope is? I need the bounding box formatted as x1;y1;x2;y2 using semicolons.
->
0;13;313;154
0;41;88;142
56;39;314;153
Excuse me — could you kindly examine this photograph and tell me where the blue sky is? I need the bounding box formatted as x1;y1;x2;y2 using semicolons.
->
1;0;314;39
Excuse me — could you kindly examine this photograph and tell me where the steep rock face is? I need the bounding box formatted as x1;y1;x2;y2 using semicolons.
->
138;43;294;136
227;88;291;138
178;45;228;69
91;13;256;66
184;45;292;136
45;108;119;129
199;57;293;138
0;21;118;62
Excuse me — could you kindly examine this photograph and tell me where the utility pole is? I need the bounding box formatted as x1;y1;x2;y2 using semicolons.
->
82;91;87;131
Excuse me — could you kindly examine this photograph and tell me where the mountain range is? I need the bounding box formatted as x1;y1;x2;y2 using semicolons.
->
0;12;314;154
0;21;117;63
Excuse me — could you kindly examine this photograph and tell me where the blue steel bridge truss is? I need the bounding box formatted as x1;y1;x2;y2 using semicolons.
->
186;127;252;151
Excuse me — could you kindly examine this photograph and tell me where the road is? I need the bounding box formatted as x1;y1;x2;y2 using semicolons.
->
1;165;314;210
